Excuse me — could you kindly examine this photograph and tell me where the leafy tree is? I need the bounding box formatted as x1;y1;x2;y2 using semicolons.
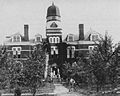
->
23;45;45;96
89;33;118;92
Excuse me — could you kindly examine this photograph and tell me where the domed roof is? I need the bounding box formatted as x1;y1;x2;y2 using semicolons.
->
47;3;60;17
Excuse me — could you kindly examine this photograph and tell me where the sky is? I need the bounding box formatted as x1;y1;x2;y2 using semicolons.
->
0;0;120;44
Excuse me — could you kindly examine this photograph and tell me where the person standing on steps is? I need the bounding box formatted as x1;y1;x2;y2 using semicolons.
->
69;78;75;92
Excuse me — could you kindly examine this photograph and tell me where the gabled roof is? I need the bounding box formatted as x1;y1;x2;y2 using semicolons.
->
10;32;23;37
84;28;102;40
50;22;58;27
64;28;102;42
35;33;42;37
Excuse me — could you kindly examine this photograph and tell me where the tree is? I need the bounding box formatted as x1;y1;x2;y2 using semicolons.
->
23;45;45;96
0;46;24;91
89;33;119;92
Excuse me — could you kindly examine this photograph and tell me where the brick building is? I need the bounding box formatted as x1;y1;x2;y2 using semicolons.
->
4;25;42;60
3;3;102;80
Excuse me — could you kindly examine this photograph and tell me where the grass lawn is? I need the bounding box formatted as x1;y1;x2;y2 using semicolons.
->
0;82;55;95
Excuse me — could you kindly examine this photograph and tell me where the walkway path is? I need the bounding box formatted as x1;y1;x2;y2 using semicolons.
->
53;83;85;96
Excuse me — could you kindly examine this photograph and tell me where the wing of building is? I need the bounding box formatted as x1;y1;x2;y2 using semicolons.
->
4;25;43;60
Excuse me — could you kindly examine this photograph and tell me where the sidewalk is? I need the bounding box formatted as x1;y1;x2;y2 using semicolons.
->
53;83;84;96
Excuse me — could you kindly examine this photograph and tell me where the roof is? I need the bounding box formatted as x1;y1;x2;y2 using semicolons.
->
64;28;102;42
64;41;99;45
4;42;36;46
47;3;60;17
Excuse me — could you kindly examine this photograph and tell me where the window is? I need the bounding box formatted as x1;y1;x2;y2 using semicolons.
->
67;47;70;58
91;34;99;41
67;34;74;42
12;35;21;42
49;37;60;43
55;47;58;54
53;37;56;43
51;46;58;55
49;37;52;43
12;47;21;58
51;47;54;55
35;35;42;42
89;46;97;53
67;46;75;58
12;48;17;55
71;46;75;58
36;37;41;42
17;36;20;42
56;37;60;43
17;48;21;55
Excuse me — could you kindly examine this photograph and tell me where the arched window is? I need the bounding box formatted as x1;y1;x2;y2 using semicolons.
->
53;37;56;43
13;36;17;42
49;37;53;43
56;37;60;43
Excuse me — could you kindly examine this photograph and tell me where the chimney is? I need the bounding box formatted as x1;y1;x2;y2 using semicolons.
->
79;24;84;40
24;25;29;41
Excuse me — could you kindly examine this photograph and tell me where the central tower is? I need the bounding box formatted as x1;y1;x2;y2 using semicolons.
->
46;3;62;64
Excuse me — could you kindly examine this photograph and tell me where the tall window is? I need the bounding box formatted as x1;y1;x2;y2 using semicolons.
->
49;37;52;43
53;37;56;43
67;47;70;58
51;46;58;55
12;47;21;58
56;37;60;43
35;34;42;42
13;36;17;42
17;36;20;42
67;46;75;58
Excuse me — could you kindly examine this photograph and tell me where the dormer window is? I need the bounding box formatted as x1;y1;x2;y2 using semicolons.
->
12;35;21;42
67;34;74;42
35;35;42;42
91;34;99;41
36;37;41;42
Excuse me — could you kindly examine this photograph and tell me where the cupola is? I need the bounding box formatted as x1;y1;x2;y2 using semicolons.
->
46;3;60;17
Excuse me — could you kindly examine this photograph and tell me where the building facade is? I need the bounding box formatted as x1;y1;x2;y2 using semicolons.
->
4;3;102;80
4;25;42;60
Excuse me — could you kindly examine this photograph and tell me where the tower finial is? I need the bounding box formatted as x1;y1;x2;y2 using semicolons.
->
52;1;54;6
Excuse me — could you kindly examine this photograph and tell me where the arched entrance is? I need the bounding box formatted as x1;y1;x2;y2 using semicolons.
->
50;63;61;82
